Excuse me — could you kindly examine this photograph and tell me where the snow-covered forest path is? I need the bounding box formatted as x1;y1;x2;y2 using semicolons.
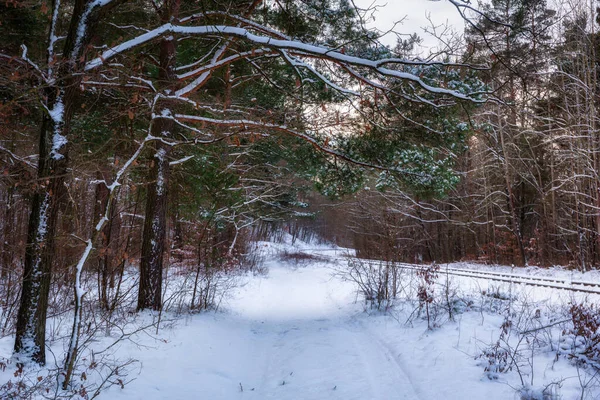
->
108;248;516;400
222;263;423;400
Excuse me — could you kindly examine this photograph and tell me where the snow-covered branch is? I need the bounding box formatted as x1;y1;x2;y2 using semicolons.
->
85;24;486;102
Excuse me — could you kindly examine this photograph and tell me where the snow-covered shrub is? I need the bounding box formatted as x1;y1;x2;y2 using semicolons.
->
164;257;241;313
416;263;439;329
402;264;470;327
478;283;513;315
483;285;511;301
518;383;560;400
478;294;563;397
439;268;472;320
278;250;328;268
239;241;267;276
561;302;600;369
477;318;514;379
341;258;406;310
166;223;263;313
0;354;138;400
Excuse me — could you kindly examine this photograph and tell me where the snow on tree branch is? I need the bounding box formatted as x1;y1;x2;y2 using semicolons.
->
85;24;486;102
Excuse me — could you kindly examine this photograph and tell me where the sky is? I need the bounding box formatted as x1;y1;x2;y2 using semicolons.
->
353;0;467;52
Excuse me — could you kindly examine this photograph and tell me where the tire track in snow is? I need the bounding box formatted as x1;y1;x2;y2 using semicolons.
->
245;316;426;400
235;261;425;400
349;318;426;400
349;329;423;400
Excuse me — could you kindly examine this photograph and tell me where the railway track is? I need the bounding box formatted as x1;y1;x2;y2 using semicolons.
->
306;251;600;295
294;248;600;295
390;263;600;295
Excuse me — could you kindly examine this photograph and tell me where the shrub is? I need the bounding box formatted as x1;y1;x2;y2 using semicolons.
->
563;302;600;369
416;263;440;329
340;258;405;310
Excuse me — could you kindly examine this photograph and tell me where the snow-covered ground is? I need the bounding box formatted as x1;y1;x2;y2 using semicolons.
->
1;237;599;399
102;241;600;399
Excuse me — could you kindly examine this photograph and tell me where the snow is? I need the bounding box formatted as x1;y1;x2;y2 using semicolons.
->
283;54;359;96
175;42;230;97
61;239;93;373
155;147;167;196
74;240;93;300
47;96;67;160
96;216;109;232
47;0;61;78
11;193;51;363
107;134;153;192
130;76;157;92
86;242;599;398
169;155;194;166
102;262;438;399
2;236;599;398
47;97;64;122
51;133;67;160
72;0;114;58
35;193;50;246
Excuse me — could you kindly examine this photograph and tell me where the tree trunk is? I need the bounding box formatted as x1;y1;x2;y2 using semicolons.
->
94;169;116;310
0;185;14;279
14;105;69;364
137;141;172;311
499;114;527;267
13;0;116;365
137;1;179;311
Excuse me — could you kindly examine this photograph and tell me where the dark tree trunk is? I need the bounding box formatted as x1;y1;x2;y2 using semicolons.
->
13;0;119;365
137;141;172;311
137;0;179;311
171;184;184;253
0;185;14;279
94;169;116;310
14;107;69;365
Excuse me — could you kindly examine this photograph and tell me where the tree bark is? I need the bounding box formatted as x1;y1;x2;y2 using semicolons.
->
13;0;118;365
14;93;70;364
137;141;172;311
137;0;179;311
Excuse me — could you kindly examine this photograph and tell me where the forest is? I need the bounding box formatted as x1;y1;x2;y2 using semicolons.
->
2;0;600;399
